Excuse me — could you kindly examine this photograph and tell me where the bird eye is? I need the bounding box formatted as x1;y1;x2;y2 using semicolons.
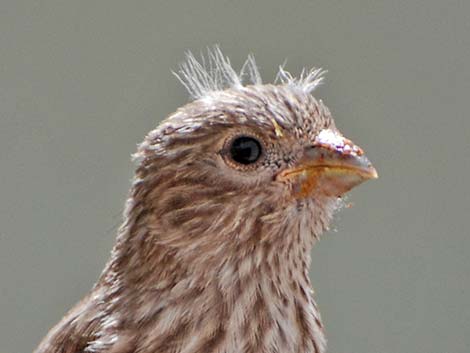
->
229;136;262;165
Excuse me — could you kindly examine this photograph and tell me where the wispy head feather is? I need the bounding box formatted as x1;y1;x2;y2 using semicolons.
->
275;65;326;94
173;46;325;100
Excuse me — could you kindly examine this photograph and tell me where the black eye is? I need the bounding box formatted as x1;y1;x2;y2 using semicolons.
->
229;136;262;165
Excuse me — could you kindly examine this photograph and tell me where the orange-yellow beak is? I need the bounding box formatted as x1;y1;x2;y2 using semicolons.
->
277;129;378;198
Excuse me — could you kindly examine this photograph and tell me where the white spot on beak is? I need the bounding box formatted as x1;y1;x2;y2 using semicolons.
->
315;129;363;156
315;129;345;147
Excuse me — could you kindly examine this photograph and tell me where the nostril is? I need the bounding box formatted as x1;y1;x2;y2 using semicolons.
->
304;145;322;158
305;144;320;152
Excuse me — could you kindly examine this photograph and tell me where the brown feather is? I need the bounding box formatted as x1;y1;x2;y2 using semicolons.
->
34;50;376;353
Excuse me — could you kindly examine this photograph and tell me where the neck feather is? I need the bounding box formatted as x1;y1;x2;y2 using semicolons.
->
88;177;331;353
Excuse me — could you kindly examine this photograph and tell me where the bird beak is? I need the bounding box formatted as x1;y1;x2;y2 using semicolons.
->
277;129;378;198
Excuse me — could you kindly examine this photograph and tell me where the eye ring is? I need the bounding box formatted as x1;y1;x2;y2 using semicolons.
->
223;135;264;167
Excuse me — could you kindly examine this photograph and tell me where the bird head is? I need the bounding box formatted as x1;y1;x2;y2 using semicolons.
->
128;49;377;274
34;49;378;353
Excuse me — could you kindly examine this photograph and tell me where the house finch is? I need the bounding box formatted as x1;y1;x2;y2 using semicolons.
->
34;47;377;353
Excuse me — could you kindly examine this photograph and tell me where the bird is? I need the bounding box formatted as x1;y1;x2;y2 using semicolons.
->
34;47;377;353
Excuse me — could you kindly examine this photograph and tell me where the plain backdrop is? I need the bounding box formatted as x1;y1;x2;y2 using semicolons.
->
1;1;469;352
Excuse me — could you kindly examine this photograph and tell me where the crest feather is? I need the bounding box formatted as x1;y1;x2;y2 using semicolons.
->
174;46;325;100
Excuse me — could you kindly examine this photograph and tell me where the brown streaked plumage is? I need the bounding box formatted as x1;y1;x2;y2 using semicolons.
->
34;47;377;353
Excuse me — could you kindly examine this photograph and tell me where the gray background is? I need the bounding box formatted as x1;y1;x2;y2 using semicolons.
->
1;1;469;352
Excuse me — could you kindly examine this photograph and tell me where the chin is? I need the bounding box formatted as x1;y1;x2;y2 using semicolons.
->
295;195;345;238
